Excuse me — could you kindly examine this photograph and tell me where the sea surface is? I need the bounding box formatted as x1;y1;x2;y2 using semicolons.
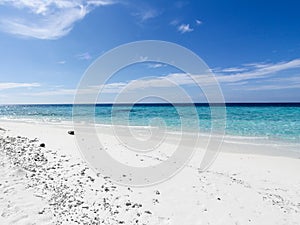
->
0;103;299;145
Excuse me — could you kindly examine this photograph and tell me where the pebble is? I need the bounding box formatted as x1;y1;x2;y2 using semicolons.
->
68;131;75;135
0;134;158;224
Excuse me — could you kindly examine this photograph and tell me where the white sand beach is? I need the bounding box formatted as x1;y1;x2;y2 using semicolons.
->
1;120;300;225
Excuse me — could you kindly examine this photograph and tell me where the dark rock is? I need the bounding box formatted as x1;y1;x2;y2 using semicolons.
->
88;176;95;182
68;131;75;135
40;143;46;148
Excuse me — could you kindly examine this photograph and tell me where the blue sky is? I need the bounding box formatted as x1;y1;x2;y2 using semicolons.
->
0;0;300;103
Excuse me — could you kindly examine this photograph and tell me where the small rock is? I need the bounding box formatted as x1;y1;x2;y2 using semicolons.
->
68;131;75;135
40;143;45;148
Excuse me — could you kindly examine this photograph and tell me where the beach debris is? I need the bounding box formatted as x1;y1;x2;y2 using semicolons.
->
39;143;46;148
68;130;75;135
0;134;159;224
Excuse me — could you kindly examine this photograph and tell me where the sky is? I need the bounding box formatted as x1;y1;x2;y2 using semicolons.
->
0;0;300;104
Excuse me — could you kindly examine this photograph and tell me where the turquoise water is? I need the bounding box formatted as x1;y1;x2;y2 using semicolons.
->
0;103;299;143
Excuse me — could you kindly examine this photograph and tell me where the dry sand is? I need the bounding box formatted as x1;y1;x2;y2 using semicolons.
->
0;120;300;225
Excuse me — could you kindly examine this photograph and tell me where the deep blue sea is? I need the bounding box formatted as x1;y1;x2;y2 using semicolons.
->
0;103;299;143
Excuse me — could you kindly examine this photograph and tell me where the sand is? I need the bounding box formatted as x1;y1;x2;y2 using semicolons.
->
0;120;300;225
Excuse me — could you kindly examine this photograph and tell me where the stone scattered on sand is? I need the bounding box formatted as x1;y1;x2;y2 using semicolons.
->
68;131;75;135
39;143;45;148
0;134;159;225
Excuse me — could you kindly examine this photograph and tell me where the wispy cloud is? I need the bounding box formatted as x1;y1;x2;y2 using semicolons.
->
177;24;193;33
0;82;40;90
264;75;300;84
170;19;180;26
57;60;66;64
134;8;159;22
172;19;201;33
88;58;300;92
16;59;300;99
141;9;159;21
237;75;300;91
243;83;300;91
213;67;247;73
0;0;116;39
27;82;127;96
215;59;300;83
76;52;92;60
195;19;202;25
27;88;76;96
147;63;166;68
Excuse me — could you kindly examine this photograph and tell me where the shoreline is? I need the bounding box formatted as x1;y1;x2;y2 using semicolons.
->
1;118;299;158
1;120;300;224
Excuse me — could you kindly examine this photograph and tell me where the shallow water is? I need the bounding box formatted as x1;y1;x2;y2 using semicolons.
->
0;103;299;144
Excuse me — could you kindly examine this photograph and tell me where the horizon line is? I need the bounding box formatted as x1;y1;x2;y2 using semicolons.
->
1;102;300;106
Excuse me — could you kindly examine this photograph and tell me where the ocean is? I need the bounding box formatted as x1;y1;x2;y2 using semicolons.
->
0;103;299;144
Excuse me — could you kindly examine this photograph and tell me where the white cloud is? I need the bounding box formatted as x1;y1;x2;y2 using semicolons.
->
242;62;274;68
96;82;127;93
103;73;214;92
177;24;193;33
13;59;300;100
83;58;300;93
76;52;92;60
147;63;166;68
134;8;159;22
27;88;76;96
265;75;300;84
233;74;300;91
244;83;300;91
195;19;202;25
0;0;116;39
27;82;127;96
118;59;300;92
170;19;180;26
57;60;66;64
141;9;158;21
0;82;40;90
216;59;300;83
213;67;247;73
